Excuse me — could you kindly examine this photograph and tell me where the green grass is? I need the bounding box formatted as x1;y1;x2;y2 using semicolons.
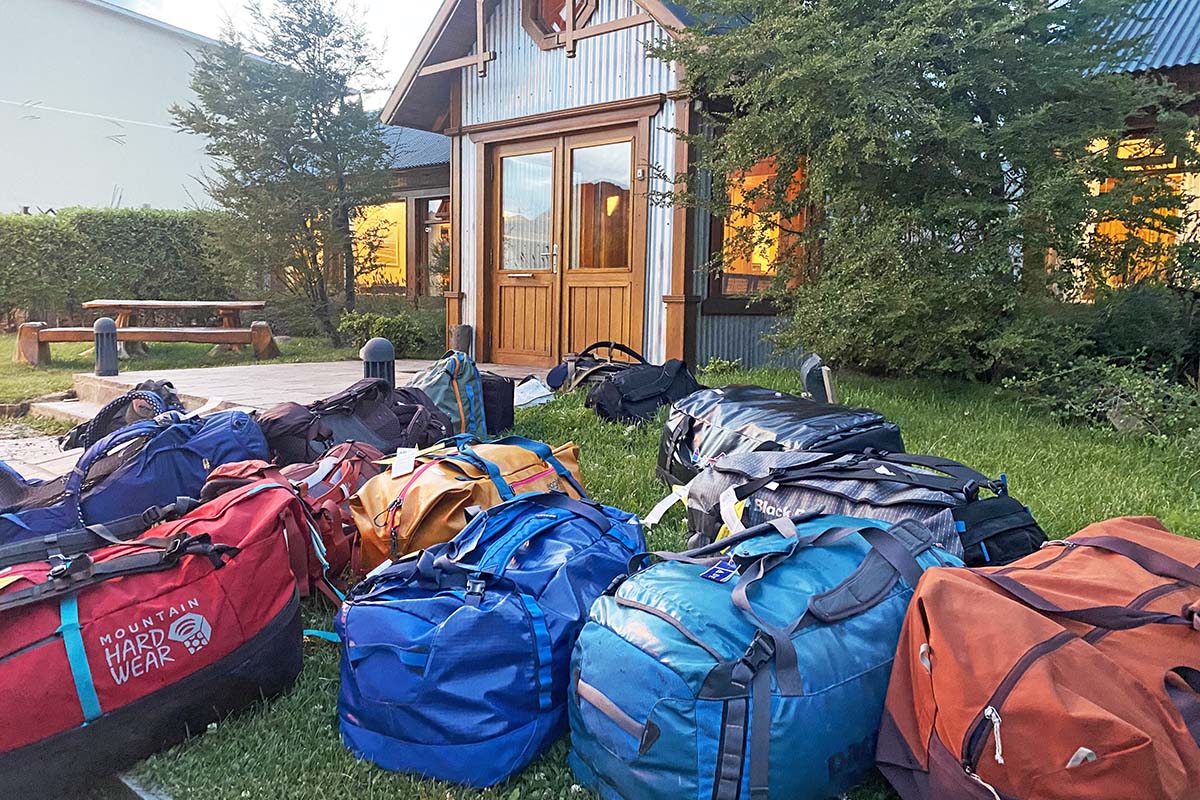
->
133;367;1200;800
0;333;358;404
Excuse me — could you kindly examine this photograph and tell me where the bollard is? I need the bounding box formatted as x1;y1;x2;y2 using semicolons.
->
94;317;118;377
449;324;473;356
360;337;395;388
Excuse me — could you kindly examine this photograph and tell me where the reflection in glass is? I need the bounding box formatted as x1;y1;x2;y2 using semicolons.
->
570;141;631;270
501;152;555;271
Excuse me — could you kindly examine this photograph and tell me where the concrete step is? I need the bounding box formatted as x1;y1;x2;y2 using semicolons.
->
28;398;104;425
72;374;238;413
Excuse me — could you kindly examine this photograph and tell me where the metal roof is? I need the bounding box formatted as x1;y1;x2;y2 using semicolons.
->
1115;0;1200;71
380;125;451;170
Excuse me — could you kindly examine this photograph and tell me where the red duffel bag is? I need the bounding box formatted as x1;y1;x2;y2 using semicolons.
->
0;479;305;796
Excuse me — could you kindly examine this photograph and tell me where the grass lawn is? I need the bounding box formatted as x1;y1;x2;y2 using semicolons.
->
133;366;1200;800
0;334;359;404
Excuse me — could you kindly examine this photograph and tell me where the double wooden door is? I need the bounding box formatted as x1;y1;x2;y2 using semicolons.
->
488;125;645;366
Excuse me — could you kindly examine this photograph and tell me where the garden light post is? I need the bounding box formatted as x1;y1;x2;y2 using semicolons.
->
361;337;396;388
94;317;118;377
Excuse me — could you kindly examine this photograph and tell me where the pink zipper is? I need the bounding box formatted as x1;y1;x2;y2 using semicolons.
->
509;467;555;489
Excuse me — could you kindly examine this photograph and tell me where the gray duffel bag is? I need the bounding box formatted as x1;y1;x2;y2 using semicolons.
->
675;450;1046;566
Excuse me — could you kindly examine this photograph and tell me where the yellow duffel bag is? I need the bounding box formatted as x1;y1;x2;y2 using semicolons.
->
350;435;585;573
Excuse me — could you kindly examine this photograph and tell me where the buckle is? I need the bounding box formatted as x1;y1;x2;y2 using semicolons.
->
47;559;70;579
466;577;487;596
731;630;776;687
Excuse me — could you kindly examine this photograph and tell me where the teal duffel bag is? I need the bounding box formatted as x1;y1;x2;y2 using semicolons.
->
406;350;487;440
568;513;962;800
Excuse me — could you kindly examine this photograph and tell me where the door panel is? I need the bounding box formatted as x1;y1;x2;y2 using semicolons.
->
491;146;558;365
560;133;642;358
486;125;645;366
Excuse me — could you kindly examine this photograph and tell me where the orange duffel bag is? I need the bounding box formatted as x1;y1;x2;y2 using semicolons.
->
878;516;1200;800
349;435;585;573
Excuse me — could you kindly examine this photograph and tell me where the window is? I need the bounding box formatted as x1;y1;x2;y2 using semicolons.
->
521;0;597;49
419;197;452;293
356;201;407;291
707;158;806;311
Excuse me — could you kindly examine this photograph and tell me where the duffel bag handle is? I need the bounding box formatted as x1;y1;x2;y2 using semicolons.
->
449;492;615;578
578;341;649;364
64;419;170;503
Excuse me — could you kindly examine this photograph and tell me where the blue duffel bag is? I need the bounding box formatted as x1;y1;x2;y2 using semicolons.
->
336;491;645;787
568;513;962;800
0;411;267;546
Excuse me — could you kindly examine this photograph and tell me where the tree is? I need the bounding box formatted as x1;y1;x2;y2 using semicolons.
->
657;0;1200;375
174;0;395;342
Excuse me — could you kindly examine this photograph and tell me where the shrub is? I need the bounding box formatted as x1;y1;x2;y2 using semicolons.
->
1087;285;1199;380
337;310;433;355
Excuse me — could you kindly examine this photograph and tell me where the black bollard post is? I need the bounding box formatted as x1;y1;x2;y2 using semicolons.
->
361;337;396;388
94;317;118;377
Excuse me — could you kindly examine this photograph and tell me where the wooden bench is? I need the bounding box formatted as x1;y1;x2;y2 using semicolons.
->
13;321;280;366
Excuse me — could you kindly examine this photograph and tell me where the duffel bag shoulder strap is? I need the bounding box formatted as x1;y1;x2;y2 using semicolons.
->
0;532;238;614
488;436;586;497
577;341;649;364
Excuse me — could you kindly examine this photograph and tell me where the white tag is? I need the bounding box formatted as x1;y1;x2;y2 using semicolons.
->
390;447;418;477
766;481;780;491
875;465;897;476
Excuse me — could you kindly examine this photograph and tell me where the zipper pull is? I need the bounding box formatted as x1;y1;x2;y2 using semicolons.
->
985;706;1005;765
966;768;1002;800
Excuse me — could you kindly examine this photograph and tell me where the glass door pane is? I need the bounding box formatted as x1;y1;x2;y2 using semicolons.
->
569;141;631;270
500;152;555;271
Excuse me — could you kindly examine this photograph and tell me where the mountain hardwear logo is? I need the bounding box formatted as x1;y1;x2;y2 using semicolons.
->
168;613;212;654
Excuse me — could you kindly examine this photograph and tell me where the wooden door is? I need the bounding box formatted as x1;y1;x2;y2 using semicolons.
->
486;124;645;366
560;128;644;356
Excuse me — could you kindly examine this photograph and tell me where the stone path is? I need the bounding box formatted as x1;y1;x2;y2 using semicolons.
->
0;420;78;480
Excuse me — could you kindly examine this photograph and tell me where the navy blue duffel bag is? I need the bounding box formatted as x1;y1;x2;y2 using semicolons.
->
0;411;267;548
337;491;645;787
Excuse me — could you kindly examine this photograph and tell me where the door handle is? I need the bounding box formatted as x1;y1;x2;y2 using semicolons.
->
507;273;535;278
541;243;560;273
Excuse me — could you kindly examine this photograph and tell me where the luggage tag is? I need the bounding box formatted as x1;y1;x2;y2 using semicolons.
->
390;447;418;478
700;560;740;584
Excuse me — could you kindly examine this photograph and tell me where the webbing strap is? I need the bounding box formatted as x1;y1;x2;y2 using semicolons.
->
748;668;772;800
1166;667;1200;748
520;594;554;711
456;441;515;500
494;436;587;497
303;629;342;644
712;697;749;800
58;596;101;723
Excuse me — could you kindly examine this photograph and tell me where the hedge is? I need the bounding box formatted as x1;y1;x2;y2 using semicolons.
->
0;209;233;323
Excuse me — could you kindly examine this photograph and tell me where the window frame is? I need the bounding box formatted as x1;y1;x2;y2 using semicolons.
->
521;0;598;51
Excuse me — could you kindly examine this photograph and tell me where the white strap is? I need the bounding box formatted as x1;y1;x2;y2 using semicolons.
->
719;485;747;535
642;481;691;527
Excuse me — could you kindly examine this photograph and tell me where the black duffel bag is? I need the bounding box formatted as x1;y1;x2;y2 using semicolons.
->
546;341;649;392
585;359;704;423
657;384;904;485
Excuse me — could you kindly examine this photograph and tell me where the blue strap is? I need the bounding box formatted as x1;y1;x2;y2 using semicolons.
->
456;441;515;500
58;596;102;723
519;594;554;711
492;436;587;497
463;378;485;438
303;629;341;644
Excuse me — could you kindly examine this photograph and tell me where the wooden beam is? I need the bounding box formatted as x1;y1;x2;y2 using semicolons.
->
464;94;665;143
562;0;579;57
417;51;495;78
476;0;489;77
666;97;699;364
569;12;653;46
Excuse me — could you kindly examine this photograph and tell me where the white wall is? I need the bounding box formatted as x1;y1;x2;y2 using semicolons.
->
0;0;214;211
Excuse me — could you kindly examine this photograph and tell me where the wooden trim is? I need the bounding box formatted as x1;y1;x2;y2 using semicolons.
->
666;98;697;363
381;0;459;125
417;51;496;78
474;139;488;359
572;12;654;45
701;296;780;316
465;95;665;143
632;0;687;29
521;0;598;52
446;134;463;346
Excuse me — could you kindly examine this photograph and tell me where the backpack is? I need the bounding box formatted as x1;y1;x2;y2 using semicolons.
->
200;441;385;599
60;379;185;451
585;359;704;423
658;385;905;486
337;491;645;787
878;516;1200;800
348;435;585;573
0;411;267;547
680;450;1047;565
406;351;487;440
569;513;961;800
257;379;450;465
547;341;649;392
0;480;303;796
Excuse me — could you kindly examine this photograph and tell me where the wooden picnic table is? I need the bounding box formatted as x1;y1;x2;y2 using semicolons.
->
80;299;271;357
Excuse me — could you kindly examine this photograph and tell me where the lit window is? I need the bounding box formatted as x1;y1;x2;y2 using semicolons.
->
717;159;805;297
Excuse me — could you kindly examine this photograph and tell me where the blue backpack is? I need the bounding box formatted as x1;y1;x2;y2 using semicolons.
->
336;491;645;787
568;513;962;800
0;411;267;547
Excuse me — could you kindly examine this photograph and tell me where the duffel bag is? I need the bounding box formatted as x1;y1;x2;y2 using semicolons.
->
0;410;267;547
657;385;905;485
337;491;645;787
547;341;649;392
349;435;585;573
878;516;1200;800
258;378;450;465
200;441;385;598
679;450;1046;565
0;479;304;796
406;351;487;440
569;513;961;800
586;358;704;423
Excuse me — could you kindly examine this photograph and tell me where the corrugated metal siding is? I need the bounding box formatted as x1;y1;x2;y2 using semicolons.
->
643;99;675;363
698;314;804;367
462;0;677;127
460;136;478;338
1114;0;1200;71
